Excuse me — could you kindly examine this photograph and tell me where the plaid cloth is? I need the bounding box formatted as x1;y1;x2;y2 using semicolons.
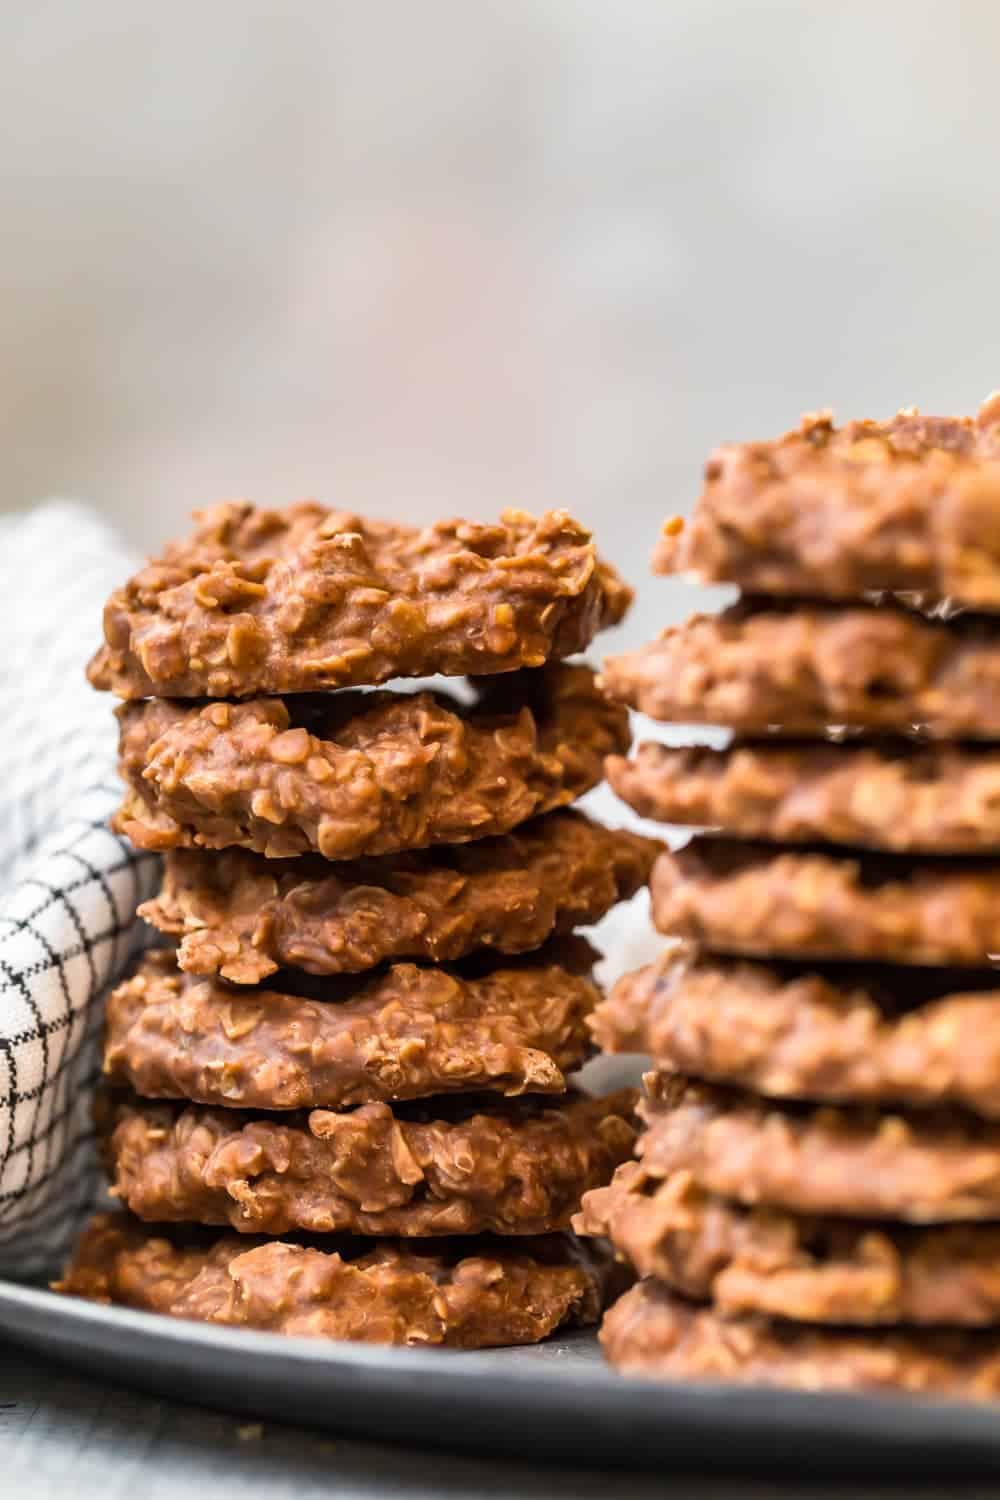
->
0;503;157;1279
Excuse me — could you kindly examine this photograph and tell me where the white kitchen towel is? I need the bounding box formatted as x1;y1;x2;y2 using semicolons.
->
0;502;158;1279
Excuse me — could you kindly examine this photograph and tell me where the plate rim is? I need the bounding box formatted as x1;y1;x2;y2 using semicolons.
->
3;1278;1000;1475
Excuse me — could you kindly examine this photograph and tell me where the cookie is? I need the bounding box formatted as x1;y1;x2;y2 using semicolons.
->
653;400;1000;610
600;600;1000;736
88;502;631;699
640;1075;1000;1224
579;1162;1000;1326
593;945;1000;1118
601;1279;1000;1397
105;1089;637;1237
104;947;599;1110
57;1213;606;1348
140;811;659;983
649;838;1000;965
113;664;630;860
607;739;1000;854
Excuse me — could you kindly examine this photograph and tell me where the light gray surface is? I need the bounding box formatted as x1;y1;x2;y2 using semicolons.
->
0;1341;995;1500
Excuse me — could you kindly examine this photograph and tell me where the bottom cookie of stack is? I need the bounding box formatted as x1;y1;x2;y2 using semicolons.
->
600;1281;1000;1399
57;1215;610;1348
59;947;638;1349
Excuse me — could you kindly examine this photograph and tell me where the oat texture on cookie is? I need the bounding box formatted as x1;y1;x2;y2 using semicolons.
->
578;393;1000;1396
61;502;653;1349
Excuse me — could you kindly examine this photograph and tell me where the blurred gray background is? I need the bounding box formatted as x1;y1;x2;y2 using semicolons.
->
3;0;999;648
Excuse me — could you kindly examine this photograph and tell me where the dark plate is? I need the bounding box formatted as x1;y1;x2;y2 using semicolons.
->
1;1281;1000;1477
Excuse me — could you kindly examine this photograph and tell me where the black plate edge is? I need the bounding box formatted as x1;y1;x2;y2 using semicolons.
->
2;1281;1000;1476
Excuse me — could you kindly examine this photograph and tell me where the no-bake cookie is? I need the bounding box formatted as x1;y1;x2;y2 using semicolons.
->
58;1213;606;1348
600;601;1000;736
89;502;631;699
649;838;1000;965
140;811;658;983
601;1278;1000;1396
105;1088;637;1237
654;400;1000;610
579;1162;1000;1326
104;948;599;1111
607;739;1000;854
592;946;1000;1117
114;664;630;859
640;1075;1000;1224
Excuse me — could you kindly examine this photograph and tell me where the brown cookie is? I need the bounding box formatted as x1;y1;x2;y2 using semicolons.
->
607;739;1000;854
601;1279;1000;1397
649;838;1000;965
600;600;1000;736
593;945;1000;1118
104;948;599;1110
105;1089;637;1237
113;664;630;860
578;1163;1000;1327
654;400;1000;610
88;502;631;699
640;1075;1000;1224
140;811;659;983
57;1213;606;1348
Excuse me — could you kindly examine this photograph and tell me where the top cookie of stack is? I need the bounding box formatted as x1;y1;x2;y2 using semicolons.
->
88;501;631;699
583;395;1000;1399
61;502;657;1352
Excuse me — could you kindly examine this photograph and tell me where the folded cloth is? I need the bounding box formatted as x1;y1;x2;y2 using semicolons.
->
0;502;157;1278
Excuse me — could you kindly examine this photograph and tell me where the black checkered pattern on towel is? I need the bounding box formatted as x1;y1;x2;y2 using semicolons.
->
0;504;158;1278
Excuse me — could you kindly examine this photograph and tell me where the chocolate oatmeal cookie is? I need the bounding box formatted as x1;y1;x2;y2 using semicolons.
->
104;948;599;1110
104;1089;637;1237
640;1075;1000;1223
593;945;1000;1117
654;399;1000;609
607;739;1000;854
649;838;1000;965
600;600;1000;736
578;1162;1000;1326
58;1213;607;1348
88;503;631;698
140;811;659;983
114;664;630;859
601;1279;1000;1396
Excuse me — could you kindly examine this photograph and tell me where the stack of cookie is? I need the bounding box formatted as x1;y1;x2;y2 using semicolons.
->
58;502;659;1349
579;396;1000;1396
